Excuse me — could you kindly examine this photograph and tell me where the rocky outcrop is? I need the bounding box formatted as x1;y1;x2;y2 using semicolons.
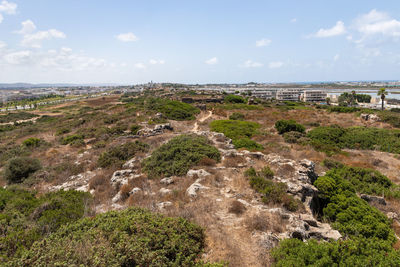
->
187;169;211;178
160;177;174;185
360;194;386;205
186;178;209;197
137;123;173;137
361;113;380;122
49;171;96;192
110;169;140;189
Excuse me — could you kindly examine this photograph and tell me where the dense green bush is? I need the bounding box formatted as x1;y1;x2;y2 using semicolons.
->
143;134;221;178
328;106;360;113
275;120;305;134
0;188;91;262
4;157;41;183
130;124;141;134
127;97;200;120
224;94;246;104
229;112;245;120
314;168;395;241
210;119;262;150
307;125;400;154
232;138;263;150
379;111;400;128
246;167;302;212
60;134;84;145
322;158;344;169
10;207;205;267
210;120;260;140
98;141;149;168
22;137;42;148
272;237;400;266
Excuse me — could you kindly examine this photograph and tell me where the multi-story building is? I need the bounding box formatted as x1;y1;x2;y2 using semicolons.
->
276;89;302;101
301;90;327;102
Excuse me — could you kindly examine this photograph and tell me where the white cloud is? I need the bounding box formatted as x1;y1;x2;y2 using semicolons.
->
134;63;146;69
116;32;138;42
243;60;263;68
0;13;3;24
0;40;6;50
268;61;284;69
21;29;66;48
354;9;400;38
205;57;218;65
290;18;297;23
312;21;346;38
16;20;36;34
255;38;271;47
149;59;165;65
0;1;17;14
333;54;340;61
4;50;32;64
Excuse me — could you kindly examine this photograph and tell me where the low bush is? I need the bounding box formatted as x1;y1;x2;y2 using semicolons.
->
142;134;221;178
379;111;400;128
246;167;302;212
224;94;246;104
322;158;344;169
4;157;41;183
232;138;263;150
130;124;141;134
328;106;360;113
210;119;263;150
228;200;247;215
22;137;42;148
12;207;206;267
272;237;400;266
98;141;149;168
307;125;400;154
283;131;305;143
60;134;84;145
0;188;91;262
275;120;305;135
229;112;245;120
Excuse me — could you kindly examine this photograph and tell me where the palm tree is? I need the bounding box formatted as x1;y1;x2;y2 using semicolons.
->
351;90;356;106
377;88;388;111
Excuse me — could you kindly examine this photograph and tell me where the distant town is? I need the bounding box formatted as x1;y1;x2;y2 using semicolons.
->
1;80;400;112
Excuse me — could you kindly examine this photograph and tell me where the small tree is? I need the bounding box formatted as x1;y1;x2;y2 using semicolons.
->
4;157;41;183
377;88;388;111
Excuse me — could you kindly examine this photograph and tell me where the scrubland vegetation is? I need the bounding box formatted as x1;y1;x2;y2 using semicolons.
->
1;91;400;266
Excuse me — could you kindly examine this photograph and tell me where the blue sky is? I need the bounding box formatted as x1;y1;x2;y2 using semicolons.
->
0;0;400;84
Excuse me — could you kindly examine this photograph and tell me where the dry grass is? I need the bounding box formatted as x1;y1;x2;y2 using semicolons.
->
223;155;246;167
228;200;247;215
245;212;285;233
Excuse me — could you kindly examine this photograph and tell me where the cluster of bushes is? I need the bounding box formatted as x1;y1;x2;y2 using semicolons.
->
0;188;91;262
210;119;263;150
229;112;245;121
98;141;149;168
3;157;41;183
282;131;306;144
328;106;361;113
275;120;305;135
60;134;85;146
224;94;246;104
338;92;371;106
272;237;400;266
0;112;38;123
10;207;207;266
143;134;220;178
273;163;400;266
22;137;44;148
125;97;200;120
307;125;400;154
245;167;302;212
379;111;400;128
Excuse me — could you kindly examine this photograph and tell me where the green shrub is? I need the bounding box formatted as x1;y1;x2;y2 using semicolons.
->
379;111;400;128
0;188;91;261
322;158;344;169
272;237;400;267
328;106;360;113
307;125;400;154
22;137;42;148
60;134;84;145
247;167;302;212
275;120;305;134
210;120;260;140
130;124;141;134
283;131;305;143
55;127;70;136
232;138;263;150
224;94;246;104
143;134;221;178
4;157;41;183
98;141;149;168
12;207;205;267
229;112;245;120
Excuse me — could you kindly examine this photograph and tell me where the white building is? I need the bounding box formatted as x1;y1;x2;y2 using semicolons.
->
302;90;327;102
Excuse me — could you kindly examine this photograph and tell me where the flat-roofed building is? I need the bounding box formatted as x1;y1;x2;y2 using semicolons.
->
276;89;302;101
302;90;327;102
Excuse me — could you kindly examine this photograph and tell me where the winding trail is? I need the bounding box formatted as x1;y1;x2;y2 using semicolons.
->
192;110;212;132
